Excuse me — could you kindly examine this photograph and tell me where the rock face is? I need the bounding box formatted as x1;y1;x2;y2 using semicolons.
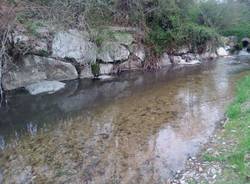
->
2;55;78;90
25;81;65;95
97;42;130;63
158;53;172;67
227;36;238;48
118;56;142;71
217;47;228;56
80;64;94;79
170;56;186;64
131;44;146;62
99;64;115;75
52;30;97;64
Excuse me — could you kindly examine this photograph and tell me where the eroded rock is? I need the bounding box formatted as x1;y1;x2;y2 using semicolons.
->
118;56;142;71
2;55;78;90
158;53;172;67
130;44;145;61
97;42;130;63
25;81;65;95
99;64;115;75
52;30;97;64
80;64;94;79
217;47;228;56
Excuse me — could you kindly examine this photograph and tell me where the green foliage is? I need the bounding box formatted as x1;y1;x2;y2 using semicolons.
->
222;24;250;40
91;63;100;77
183;23;219;49
24;20;44;36
147;22;219;55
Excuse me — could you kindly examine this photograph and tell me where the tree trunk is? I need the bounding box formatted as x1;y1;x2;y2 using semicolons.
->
0;56;3;106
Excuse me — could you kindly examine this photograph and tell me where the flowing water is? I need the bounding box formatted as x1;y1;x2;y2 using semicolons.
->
0;57;250;183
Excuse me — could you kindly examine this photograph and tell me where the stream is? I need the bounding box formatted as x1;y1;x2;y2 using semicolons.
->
0;56;250;183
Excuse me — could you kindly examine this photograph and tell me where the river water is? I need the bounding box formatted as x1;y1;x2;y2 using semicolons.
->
0;56;250;183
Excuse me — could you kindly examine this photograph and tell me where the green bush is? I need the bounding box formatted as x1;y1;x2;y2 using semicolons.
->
147;22;219;55
91;63;100;77
222;24;250;40
183;23;219;51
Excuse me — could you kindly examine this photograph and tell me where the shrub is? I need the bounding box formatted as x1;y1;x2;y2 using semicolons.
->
91;63;100;77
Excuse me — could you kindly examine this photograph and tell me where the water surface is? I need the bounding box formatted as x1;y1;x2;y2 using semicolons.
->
0;57;250;183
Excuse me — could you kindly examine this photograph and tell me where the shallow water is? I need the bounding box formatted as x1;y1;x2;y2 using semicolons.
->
0;57;250;183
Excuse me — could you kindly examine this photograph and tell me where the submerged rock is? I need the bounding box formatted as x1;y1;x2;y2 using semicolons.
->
97;42;130;63
25;81;66;95
52;29;97;64
180;59;201;65
238;49;250;56
98;75;114;80
2;55;78;90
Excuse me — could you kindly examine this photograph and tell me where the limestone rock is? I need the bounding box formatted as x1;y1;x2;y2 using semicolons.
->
97;42;130;63
52;29;97;64
217;47;229;56
99;64;115;75
80;64;94;79
170;56;186;64
2;55;78;90
131;44;145;61
158;53;172;67
118;56;142;71
25;81;65;95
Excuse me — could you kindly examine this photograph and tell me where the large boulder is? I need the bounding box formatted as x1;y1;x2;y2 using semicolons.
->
200;52;218;60
80;64;94;79
99;64;115;75
117;55;142;72
52;30;97;64
226;36;238;47
170;56;186;65
130;44;145;61
158;53;172;68
25;81;65;95
97;42;130;63
217;47;229;56
2;55;78;90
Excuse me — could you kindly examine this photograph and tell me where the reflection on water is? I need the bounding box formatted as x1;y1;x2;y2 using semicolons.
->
0;57;250;183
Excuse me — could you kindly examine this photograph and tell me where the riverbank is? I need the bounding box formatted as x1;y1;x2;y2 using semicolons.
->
172;75;250;184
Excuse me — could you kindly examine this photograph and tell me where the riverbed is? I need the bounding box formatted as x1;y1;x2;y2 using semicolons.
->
0;56;250;183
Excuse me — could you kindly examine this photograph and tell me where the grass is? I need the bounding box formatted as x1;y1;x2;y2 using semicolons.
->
203;76;250;184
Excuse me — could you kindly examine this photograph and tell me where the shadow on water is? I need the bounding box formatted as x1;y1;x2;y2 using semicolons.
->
0;62;217;143
1;56;250;183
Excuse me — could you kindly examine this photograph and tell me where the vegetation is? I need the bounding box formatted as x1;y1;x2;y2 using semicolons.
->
203;75;250;183
2;0;249;52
